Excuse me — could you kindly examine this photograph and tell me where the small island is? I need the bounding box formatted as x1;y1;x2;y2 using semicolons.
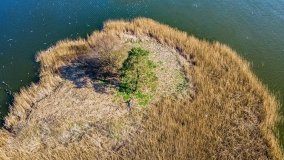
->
0;18;282;159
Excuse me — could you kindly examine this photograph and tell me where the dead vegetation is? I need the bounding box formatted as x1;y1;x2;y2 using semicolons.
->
0;18;282;160
85;32;126;75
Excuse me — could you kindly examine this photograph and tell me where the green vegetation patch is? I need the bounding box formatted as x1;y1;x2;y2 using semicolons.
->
118;47;158;106
175;70;188;92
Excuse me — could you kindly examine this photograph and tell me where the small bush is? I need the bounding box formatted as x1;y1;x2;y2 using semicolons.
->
85;33;125;75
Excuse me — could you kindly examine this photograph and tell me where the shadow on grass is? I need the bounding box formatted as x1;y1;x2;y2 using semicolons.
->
58;59;120;94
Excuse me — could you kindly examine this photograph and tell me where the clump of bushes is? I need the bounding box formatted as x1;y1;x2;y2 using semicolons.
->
118;47;158;106
83;33;126;77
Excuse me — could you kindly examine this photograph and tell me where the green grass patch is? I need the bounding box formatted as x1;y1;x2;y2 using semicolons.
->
175;70;188;92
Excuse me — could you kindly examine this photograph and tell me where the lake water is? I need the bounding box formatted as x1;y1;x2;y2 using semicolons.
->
0;0;284;144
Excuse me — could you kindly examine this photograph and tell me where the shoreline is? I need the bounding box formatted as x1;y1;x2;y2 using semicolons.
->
0;18;282;159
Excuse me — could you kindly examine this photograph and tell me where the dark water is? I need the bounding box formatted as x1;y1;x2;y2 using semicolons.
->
0;0;284;144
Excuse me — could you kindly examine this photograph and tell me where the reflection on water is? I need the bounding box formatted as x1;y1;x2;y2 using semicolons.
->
0;0;284;144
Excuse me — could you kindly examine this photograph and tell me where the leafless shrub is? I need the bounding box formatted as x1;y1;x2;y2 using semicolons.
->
84;32;126;76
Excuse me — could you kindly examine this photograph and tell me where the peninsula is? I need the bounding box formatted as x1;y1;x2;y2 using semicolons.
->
0;18;282;159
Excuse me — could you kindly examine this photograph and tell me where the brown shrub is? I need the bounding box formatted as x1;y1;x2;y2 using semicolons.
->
85;32;126;75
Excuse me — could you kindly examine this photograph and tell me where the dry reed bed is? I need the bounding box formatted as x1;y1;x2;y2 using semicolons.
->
4;39;91;131
103;18;282;159
0;18;282;159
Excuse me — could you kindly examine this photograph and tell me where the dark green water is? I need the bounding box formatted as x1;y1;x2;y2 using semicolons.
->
0;0;284;144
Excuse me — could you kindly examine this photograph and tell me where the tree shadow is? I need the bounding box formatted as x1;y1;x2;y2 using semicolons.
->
58;58;120;94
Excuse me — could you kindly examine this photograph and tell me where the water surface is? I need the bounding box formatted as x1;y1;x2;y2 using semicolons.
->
0;0;284;144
